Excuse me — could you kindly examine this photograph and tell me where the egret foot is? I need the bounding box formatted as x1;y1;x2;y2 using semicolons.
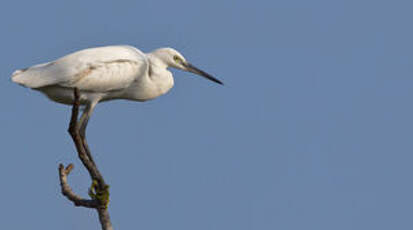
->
88;180;110;209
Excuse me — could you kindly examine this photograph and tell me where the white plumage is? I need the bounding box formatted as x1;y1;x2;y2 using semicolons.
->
12;45;222;135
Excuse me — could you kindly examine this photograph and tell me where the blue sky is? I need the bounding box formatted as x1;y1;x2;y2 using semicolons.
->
1;0;413;229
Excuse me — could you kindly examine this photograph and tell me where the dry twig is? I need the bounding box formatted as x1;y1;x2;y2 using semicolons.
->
58;88;113;230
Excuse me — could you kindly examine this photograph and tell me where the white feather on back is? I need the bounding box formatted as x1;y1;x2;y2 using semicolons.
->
12;45;148;92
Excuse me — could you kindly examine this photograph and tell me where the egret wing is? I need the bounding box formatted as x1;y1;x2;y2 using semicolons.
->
12;46;148;92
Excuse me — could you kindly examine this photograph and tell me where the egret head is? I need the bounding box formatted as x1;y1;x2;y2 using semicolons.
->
151;48;223;85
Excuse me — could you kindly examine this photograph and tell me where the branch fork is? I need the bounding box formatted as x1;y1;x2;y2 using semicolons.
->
58;88;113;230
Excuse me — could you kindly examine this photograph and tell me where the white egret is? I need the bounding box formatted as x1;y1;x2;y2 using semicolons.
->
12;45;222;135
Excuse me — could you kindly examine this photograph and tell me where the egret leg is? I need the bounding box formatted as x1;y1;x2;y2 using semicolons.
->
78;100;98;138
77;100;99;165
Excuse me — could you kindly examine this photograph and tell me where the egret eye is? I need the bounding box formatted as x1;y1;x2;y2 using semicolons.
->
173;55;181;63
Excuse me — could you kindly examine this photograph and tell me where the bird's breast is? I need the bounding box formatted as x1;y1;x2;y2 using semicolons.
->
114;71;174;101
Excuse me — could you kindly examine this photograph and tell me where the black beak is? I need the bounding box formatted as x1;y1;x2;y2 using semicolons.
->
184;62;223;85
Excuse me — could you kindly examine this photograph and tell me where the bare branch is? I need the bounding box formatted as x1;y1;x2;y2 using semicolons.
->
97;208;113;230
58;163;100;208
59;88;113;230
67;89;106;189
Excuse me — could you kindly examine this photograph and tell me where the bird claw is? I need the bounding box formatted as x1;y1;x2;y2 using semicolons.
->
88;179;110;209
